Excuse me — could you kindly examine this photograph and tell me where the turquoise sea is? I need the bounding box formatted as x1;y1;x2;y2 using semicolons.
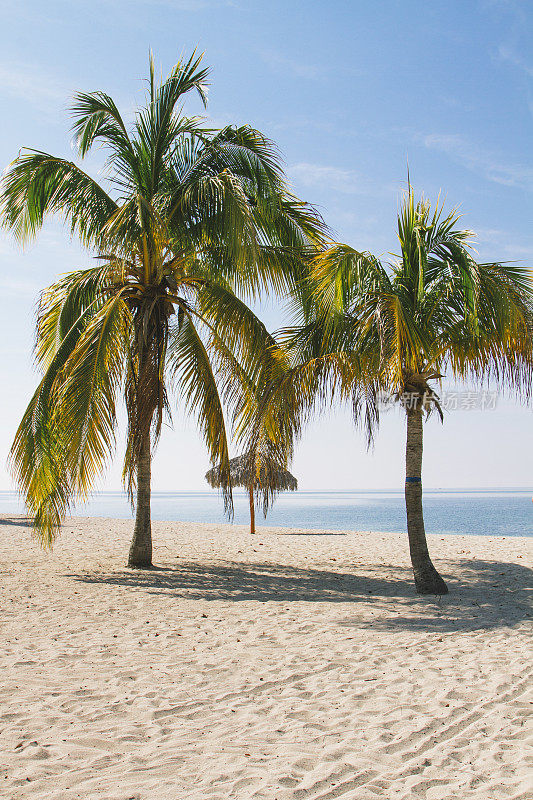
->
1;489;531;537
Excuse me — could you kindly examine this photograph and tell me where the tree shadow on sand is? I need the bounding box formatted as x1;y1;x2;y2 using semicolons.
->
69;557;532;632
277;532;348;536
0;516;33;527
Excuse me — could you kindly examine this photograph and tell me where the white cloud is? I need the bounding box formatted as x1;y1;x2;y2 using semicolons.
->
289;163;357;191
0;277;41;297
0;61;73;113
418;133;533;191
475;227;533;260
497;44;533;78
259;49;365;82
287;162;394;197
259;51;322;81
113;0;237;7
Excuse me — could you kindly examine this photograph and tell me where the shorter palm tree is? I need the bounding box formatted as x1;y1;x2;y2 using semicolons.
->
272;190;533;594
205;452;297;534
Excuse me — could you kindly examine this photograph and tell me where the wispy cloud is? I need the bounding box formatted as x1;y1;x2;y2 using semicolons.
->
417;133;533;191
0;61;73;113
0;275;42;297
475;227;533;260
259;49;365;82
288;162;394;197
115;0;237;7
268;115;338;135
259;50;322;81
497;44;533;78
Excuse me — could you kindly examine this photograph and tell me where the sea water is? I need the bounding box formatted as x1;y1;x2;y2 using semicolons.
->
1;489;531;537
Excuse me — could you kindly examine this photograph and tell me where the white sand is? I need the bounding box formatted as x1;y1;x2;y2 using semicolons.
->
0;516;531;800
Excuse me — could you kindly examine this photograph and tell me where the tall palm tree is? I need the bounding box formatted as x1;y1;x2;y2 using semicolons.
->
259;191;533;594
1;53;325;567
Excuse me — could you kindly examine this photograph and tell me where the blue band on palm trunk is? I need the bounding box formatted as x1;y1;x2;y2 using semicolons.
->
405;477;421;483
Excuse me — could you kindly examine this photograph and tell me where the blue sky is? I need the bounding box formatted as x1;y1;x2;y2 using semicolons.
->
0;0;531;492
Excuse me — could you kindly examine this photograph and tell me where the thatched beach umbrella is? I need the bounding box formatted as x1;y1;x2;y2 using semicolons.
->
205;453;297;534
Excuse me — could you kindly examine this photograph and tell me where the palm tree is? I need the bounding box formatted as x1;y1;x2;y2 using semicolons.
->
264;190;533;594
1;53;325;567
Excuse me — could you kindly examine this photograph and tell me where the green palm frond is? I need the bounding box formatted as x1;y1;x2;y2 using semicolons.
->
35;265;112;368
135;52;209;197
311;244;388;319
71;90;135;162
59;295;129;496
0;152;117;247
168;311;233;514
182;169;261;267
9;297;101;543
196;281;276;381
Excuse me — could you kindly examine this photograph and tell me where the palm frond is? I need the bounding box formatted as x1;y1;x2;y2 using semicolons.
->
59;295;129;496
196;281;276;381
71;90;135;160
35;264;112;368
0;152;117;247
168;310;233;515
9;297;102;543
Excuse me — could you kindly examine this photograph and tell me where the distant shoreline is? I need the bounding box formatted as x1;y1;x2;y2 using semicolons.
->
2;485;531;539
2;487;532;493
2;513;531;540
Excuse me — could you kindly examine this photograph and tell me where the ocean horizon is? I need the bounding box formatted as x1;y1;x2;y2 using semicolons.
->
1;488;531;537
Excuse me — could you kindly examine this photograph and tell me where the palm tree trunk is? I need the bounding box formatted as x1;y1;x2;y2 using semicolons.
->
248;485;256;535
405;406;448;594
128;432;153;568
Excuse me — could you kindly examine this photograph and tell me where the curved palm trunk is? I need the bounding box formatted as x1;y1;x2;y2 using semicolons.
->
128;431;153;568
248;485;256;535
405;406;448;594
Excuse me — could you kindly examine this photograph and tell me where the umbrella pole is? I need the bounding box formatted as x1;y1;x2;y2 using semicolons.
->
248;485;255;535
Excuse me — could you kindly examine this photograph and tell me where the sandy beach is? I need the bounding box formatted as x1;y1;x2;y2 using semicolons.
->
1;516;531;799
